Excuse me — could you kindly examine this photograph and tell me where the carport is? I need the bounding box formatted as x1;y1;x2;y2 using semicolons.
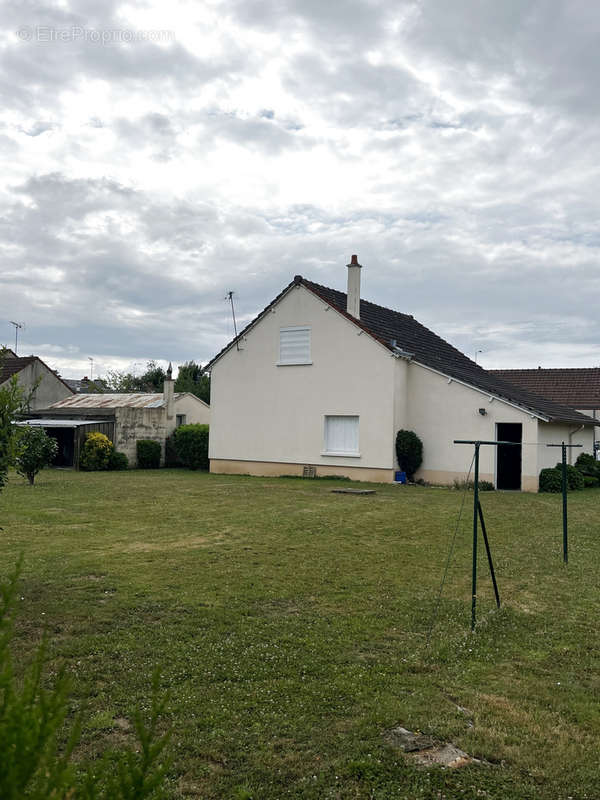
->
17;419;115;468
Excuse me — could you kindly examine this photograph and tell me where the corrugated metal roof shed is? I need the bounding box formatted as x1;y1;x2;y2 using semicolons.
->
47;393;179;410
17;419;107;427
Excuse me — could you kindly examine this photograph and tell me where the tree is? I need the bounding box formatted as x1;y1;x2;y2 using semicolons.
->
395;429;423;480
0;349;26;494
174;361;210;404
15;427;58;485
102;362;166;394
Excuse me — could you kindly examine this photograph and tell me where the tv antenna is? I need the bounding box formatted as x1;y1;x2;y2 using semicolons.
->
226;291;240;351
9;321;24;355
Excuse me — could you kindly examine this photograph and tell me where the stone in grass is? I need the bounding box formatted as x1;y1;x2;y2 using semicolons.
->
385;726;480;769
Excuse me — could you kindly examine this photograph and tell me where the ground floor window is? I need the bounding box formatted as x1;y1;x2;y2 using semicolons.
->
323;415;359;456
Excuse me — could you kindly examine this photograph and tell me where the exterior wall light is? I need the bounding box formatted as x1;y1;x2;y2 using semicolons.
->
478;408;487;416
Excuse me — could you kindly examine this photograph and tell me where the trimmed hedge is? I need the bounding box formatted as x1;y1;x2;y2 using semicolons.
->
395;430;423;480
108;450;129;471
558;463;584;491
539;468;562;493
136;439;161;469
173;424;209;470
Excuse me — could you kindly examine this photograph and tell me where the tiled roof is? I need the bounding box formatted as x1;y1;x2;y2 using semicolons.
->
489;369;600;410
0;354;74;395
206;275;597;426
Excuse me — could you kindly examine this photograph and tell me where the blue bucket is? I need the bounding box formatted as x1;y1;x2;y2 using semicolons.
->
395;471;407;484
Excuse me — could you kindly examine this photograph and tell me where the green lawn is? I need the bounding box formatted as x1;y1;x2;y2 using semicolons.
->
2;469;599;799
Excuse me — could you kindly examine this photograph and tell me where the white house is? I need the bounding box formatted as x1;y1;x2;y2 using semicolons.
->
206;258;596;491
25;367;210;467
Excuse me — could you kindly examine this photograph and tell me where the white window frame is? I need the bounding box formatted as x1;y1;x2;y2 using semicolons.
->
322;415;360;457
277;326;312;366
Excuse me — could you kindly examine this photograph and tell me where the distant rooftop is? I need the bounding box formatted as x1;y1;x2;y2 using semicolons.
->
490;368;600;410
48;393;176;410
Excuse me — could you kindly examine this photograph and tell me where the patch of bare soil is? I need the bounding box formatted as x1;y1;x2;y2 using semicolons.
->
384;726;483;769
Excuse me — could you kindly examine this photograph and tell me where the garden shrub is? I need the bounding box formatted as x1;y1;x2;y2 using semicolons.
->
395;430;423;480
479;480;495;491
539;468;562;493
173;424;209;470
164;433;183;468
108;450;129;471
15;426;58;485
557;463;585;491
80;432;113;471
136;439;161;469
575;452;600;486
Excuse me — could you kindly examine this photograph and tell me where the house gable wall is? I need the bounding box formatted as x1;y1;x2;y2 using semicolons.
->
209;284;397;473
11;361;73;411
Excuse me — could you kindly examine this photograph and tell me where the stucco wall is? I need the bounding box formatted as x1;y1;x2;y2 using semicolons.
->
13;361;73;411
115;407;167;466
405;363;541;490
537;422;594;468
209;284;397;474
166;394;210;436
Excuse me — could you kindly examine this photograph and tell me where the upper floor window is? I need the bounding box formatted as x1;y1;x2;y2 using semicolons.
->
278;326;311;365
176;414;187;427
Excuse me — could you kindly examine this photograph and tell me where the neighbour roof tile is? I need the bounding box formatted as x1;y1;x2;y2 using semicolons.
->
489;369;600;410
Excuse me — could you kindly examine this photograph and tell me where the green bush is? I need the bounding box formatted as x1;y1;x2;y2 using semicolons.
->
173;424;209;470
164;434;183;468
575;452;598;474
15;426;58;485
539;467;562;493
80;432;113;471
479;480;495;492
108;450;129;471
136;440;161;469
558;463;585;491
575;452;599;487
395;430;423;480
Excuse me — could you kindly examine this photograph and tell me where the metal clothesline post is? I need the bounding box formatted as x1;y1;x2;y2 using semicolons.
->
545;442;582;563
454;439;520;631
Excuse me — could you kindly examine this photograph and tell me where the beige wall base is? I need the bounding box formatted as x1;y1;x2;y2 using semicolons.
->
211;461;540;491
418;469;539;493
210;459;395;483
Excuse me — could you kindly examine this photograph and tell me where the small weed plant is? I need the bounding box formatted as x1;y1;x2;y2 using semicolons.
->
0;560;171;799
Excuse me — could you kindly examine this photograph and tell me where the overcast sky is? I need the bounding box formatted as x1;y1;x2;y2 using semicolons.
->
1;0;599;378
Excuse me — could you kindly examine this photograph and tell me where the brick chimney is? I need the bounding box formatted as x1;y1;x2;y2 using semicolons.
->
164;362;174;420
346;254;362;319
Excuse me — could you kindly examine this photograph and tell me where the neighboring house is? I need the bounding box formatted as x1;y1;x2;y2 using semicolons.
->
490;368;600;456
206;257;596;491
23;368;210;467
0;352;73;410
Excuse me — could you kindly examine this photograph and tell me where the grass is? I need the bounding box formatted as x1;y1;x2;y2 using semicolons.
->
2;468;600;799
